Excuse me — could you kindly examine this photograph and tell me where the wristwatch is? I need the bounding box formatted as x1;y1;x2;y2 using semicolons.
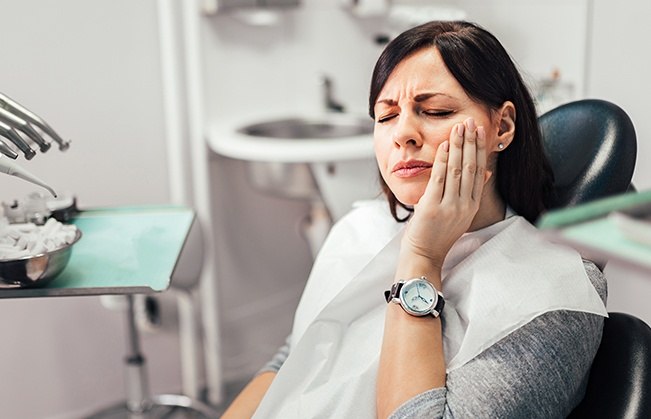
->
384;276;445;317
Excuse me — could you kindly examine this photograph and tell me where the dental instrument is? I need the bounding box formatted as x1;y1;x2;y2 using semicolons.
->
0;91;71;196
0;119;36;159
0;107;50;154
0;91;70;159
0;155;57;197
0;135;19;159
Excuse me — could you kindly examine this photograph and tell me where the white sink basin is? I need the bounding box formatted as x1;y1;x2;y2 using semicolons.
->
208;113;380;224
208;113;375;163
237;116;373;140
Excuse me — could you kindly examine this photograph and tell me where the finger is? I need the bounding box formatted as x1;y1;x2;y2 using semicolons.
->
423;139;449;204
444;123;464;199
460;118;478;199
472;126;488;201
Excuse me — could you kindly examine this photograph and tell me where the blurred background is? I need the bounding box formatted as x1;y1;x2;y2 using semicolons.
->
0;0;649;417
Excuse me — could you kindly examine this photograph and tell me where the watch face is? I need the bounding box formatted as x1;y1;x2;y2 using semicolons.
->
400;279;437;315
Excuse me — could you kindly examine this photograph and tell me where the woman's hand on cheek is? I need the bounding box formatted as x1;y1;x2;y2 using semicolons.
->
401;118;489;272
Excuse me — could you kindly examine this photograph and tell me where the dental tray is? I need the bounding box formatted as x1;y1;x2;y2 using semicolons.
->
0;205;194;298
610;205;651;247
538;190;651;271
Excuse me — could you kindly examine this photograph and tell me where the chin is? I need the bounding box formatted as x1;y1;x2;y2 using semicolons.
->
390;183;426;207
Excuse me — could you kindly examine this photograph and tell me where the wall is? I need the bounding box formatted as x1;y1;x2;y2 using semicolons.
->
0;0;170;206
588;0;651;323
588;0;651;189
0;1;185;418
457;0;588;101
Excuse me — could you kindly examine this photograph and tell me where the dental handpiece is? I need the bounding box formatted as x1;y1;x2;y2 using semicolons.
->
0;155;57;197
0;118;37;159
0;138;19;159
0;107;50;153
0;92;70;151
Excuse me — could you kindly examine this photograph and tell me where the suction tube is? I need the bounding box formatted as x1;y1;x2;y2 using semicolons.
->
0;155;57;197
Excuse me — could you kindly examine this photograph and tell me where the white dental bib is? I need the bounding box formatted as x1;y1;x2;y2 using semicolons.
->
253;200;607;419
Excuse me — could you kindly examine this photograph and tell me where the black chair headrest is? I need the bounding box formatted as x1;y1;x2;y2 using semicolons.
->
539;99;637;209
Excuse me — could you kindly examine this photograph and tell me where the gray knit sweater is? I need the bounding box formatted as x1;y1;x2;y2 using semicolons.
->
259;261;606;419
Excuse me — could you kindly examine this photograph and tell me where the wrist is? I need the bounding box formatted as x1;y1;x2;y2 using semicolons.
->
399;236;448;269
395;252;443;288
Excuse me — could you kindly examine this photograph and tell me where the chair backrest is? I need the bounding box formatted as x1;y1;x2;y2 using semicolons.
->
568;312;651;419
539;99;637;209
540;101;646;417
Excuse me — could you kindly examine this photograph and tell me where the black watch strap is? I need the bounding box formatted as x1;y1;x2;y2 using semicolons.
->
432;291;445;317
384;281;404;303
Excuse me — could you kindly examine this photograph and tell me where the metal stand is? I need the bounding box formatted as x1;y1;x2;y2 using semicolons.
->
86;295;218;419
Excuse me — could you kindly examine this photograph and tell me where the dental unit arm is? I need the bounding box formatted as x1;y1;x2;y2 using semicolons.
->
0;91;70;196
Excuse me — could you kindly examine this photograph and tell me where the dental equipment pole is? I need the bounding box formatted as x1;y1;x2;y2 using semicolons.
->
123;294;152;417
181;0;224;405
89;238;218;419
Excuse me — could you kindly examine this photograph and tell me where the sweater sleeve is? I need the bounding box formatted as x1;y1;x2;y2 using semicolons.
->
256;334;292;376
389;261;607;419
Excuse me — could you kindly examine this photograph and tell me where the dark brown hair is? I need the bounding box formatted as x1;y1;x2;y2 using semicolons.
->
369;21;554;223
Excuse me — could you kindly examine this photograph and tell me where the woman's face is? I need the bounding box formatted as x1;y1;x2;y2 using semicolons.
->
373;47;504;206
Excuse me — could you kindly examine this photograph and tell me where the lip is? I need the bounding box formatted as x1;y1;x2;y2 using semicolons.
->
391;159;432;178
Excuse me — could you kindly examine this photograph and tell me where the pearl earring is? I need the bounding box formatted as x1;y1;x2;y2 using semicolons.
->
498;143;505;150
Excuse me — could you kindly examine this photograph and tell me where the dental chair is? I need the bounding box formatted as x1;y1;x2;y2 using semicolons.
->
539;98;637;209
538;99;651;419
568;312;651;419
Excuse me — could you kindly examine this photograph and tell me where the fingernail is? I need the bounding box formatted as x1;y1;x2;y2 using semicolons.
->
477;126;485;140
457;123;465;136
466;118;476;131
442;140;449;152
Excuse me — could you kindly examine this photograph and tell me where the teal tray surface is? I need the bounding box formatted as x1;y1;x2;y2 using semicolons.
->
538;190;651;272
0;205;194;299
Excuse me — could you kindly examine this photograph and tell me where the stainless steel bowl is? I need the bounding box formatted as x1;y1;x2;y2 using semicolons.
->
0;229;82;289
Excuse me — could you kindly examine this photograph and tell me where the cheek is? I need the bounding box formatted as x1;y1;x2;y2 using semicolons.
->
426;125;455;147
373;132;391;171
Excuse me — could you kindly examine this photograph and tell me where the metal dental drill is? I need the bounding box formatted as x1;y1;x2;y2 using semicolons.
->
0;91;70;196
0;91;70;157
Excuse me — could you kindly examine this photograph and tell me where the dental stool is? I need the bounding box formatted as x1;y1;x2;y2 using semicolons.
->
89;217;218;418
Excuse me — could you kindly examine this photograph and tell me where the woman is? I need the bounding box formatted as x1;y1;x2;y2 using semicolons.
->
223;21;607;418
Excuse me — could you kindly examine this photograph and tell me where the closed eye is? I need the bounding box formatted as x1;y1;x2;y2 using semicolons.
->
423;110;454;117
377;114;397;123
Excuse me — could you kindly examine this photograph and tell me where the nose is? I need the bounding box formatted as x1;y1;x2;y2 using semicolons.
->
392;112;422;148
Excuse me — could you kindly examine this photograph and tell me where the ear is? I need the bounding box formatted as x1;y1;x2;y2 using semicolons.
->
494;101;516;151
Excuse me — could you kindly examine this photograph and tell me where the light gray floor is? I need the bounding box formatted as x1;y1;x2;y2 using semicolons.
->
63;378;250;419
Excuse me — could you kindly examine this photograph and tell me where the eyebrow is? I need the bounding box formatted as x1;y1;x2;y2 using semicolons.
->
375;92;454;107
